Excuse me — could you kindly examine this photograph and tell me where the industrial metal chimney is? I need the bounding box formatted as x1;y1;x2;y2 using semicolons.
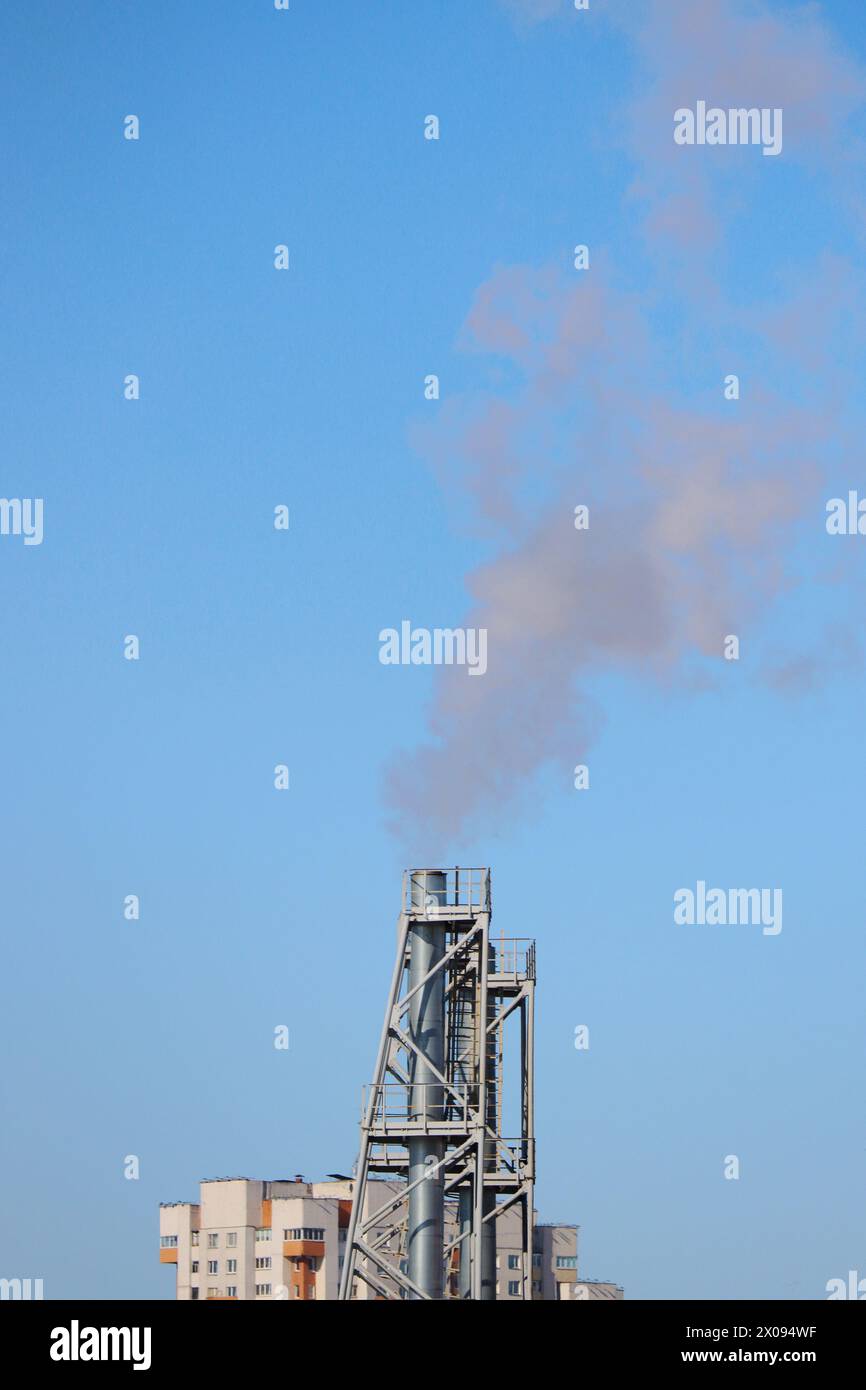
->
407;869;447;1297
338;868;536;1300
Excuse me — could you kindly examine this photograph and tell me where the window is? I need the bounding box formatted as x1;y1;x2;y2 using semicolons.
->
207;1287;218;1299
532;1252;541;1266
255;1283;272;1297
255;1256;272;1270
255;1228;271;1243
532;1280;542;1294
190;1288;199;1301
191;1231;200;1247
191;1261;199;1274
226;1232;237;1248
508;1280;520;1296
226;1259;237;1274
160;1235;178;1248
283;1227;324;1242
207;1233;219;1249
507;1254;520;1269
208;1260;218;1275
226;1286;238;1298
308;1257;319;1273
555;1256;578;1269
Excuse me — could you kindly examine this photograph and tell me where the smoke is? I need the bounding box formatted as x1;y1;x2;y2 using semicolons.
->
385;0;866;852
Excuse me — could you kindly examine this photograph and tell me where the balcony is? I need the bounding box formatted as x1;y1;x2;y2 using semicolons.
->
283;1240;325;1260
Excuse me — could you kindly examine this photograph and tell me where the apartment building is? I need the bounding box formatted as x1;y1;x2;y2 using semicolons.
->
531;1223;623;1300
159;1175;622;1301
159;1176;403;1301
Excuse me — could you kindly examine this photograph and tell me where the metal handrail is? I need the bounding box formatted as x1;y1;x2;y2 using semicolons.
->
364;1081;477;1127
402;867;491;915
489;939;534;975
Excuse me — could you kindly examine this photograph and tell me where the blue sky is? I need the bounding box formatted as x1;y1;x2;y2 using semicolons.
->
1;0;865;1300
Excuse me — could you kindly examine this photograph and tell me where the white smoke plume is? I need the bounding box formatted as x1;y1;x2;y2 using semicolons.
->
385;0;865;853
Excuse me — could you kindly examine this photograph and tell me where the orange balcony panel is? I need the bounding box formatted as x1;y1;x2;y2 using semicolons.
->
159;1248;178;1263
283;1240;325;1259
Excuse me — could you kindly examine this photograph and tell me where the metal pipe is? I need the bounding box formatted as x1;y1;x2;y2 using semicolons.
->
480;938;497;1300
407;870;446;1299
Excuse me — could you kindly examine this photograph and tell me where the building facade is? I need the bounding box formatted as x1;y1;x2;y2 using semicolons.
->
159;1176;623;1301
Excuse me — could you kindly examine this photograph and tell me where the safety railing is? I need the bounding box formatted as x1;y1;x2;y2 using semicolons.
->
364;1082;477;1131
487;1136;535;1183
489;938;535;978
402;867;491;917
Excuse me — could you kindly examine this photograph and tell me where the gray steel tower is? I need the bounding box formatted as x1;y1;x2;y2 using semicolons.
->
338;868;536;1300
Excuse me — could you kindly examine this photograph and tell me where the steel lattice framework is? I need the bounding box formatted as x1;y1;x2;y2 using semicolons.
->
338;868;536;1301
